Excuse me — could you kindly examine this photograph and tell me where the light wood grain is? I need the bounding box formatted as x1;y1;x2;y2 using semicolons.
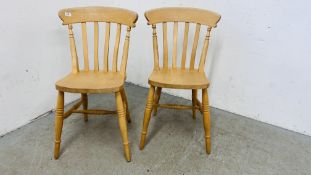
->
153;87;162;116
190;24;201;69
141;7;220;154
63;100;82;119
181;22;189;69
120;88;131;123
68;24;79;73
145;7;220;27
162;22;168;69
155;103;198;110
93;22;99;71
81;93;88;121
115;91;131;161
202;89;211;154
172;22;178;68
140;85;155;150
72;109;116;115
81;23;89;71
55;6;137;161
103;22;110;72
59;6;138;27
199;28;212;72
54;91;64;159
152;25;160;70
148;68;209;89
56;71;125;93
120;27;131;76
192;89;197;119
112;24;121;72
195;98;203;114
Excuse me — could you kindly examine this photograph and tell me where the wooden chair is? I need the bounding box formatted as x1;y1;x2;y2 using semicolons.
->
54;7;138;161
139;7;221;154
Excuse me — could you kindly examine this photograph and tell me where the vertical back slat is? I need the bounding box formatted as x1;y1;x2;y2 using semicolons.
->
68;24;79;73
198;27;212;72
94;22;99;71
181;22;189;69
103;22;110;72
172;22;178;68
112;23;121;72
190;24;201;69
81;22;89;71
120;27;131;76
152;25;160;70
162;22;168;69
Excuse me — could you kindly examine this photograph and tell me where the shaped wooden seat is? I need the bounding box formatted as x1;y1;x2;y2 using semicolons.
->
149;68;210;89
56;71;125;93
54;7;138;162
139;7;221;155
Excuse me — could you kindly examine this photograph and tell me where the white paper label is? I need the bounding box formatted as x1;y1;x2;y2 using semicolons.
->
65;12;72;17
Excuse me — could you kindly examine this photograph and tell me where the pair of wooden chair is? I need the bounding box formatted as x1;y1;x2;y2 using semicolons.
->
54;6;220;162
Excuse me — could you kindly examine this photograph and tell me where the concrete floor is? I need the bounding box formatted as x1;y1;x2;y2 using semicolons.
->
0;84;311;175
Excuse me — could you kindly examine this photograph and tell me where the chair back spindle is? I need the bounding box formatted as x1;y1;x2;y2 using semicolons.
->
112;24;122;72
81;22;89;71
162;22;168;69
190;24;201;69
181;22;189;69
94;22;99;71
103;22;111;72
172;22;178;68
58;7;138;74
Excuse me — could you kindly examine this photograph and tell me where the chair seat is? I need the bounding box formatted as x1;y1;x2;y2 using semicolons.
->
148;68;210;89
56;71;125;93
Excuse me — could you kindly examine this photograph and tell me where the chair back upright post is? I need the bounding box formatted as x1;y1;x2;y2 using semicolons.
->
58;7;138;76
144;7;221;72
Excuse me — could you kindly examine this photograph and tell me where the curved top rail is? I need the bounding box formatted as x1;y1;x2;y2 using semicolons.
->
59;6;138;27
145;7;220;27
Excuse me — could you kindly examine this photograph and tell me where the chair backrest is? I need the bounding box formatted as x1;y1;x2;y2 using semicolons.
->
58;6;138;75
145;7;220;72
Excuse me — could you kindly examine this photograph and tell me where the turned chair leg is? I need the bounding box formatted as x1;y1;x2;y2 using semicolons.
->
192;89;197;119
120;88;131;123
153;87;162;116
115;91;131;161
202;88;211;154
81;93;88;122
54;91;64;159
139;85;155;150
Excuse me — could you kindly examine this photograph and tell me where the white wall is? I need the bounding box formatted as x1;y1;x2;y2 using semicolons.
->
128;0;311;136
1;0;310;136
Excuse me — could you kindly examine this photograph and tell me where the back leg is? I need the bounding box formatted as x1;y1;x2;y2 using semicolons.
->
192;89;197;119
81;93;88;122
120;88;131;123
153;87;162;116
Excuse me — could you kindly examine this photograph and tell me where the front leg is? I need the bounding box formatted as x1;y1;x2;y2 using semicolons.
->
54;91;65;159
115;91;131;161
202;88;211;154
139;85;155;150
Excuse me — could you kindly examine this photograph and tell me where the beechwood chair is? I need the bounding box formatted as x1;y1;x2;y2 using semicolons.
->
54;7;138;161
139;7;221;154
